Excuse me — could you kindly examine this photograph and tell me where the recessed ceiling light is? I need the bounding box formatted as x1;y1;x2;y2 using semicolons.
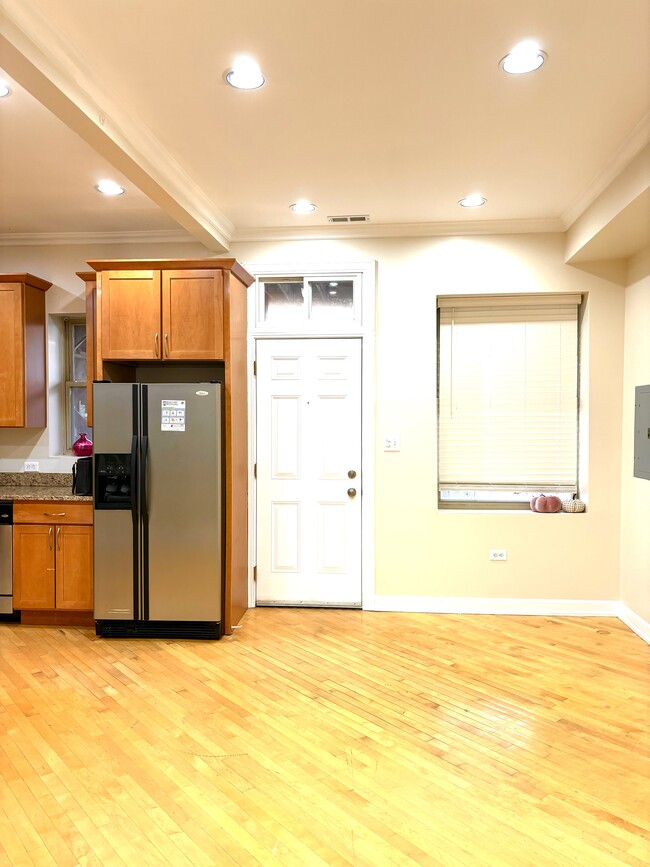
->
329;282;339;287
226;55;265;90
290;200;317;214
0;78;12;98
500;40;547;75
458;194;486;208
329;290;338;296
96;179;125;196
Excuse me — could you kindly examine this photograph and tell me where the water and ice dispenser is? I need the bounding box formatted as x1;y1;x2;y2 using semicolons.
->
94;453;133;508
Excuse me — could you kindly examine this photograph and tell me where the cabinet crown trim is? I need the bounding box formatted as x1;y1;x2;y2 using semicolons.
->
87;259;254;287
0;274;52;291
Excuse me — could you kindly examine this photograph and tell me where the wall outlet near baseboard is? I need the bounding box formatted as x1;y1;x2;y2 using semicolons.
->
489;549;507;561
23;461;39;472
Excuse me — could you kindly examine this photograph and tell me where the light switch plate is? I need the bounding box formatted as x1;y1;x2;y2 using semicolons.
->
384;435;400;451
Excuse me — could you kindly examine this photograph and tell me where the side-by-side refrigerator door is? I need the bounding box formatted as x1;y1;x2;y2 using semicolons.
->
93;382;139;620
145;383;222;622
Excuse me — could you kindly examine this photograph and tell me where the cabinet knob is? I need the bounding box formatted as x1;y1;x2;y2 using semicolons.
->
347;488;357;498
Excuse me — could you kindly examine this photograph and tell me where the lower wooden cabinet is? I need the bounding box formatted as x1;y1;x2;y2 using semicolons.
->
13;502;93;618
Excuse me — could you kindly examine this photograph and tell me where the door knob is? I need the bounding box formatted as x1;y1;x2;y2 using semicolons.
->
348;470;357;479
347;488;357;498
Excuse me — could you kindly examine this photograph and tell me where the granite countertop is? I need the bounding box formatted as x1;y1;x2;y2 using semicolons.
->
0;472;93;503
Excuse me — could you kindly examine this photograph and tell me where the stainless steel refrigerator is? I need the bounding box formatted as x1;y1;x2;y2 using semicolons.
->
93;382;223;639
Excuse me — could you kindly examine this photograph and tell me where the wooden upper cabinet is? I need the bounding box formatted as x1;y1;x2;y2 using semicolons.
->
0;274;51;428
162;270;224;360
100;270;162;360
96;265;225;362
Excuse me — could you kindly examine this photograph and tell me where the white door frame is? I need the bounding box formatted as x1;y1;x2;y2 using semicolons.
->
245;261;376;611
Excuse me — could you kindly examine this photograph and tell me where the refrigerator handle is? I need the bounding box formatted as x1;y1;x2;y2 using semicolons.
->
140;433;150;620
129;433;140;621
130;435;138;519
140;435;149;518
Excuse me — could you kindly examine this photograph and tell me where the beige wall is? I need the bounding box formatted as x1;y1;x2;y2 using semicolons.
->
620;247;650;622
1;232;627;603
231;231;625;603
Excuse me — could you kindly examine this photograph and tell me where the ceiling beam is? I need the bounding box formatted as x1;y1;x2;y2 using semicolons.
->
0;8;233;253
565;143;650;264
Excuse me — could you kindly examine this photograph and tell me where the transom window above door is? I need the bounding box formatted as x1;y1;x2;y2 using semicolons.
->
258;276;360;329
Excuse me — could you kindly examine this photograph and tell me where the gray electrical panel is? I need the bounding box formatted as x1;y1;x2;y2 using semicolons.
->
634;385;650;480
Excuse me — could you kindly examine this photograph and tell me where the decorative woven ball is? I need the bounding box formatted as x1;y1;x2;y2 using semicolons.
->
562;497;586;513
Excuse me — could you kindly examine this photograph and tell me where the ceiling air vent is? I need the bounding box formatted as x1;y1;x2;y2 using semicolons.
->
327;214;370;224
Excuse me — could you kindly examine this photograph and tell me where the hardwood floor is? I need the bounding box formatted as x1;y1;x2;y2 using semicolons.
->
0;609;648;866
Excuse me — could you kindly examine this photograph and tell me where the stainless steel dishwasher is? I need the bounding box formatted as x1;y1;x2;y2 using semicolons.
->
0;502;13;615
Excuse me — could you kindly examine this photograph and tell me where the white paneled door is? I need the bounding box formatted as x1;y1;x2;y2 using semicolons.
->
256;338;362;606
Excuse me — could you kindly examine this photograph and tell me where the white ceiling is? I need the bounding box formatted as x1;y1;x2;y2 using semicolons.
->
0;78;182;236
0;0;649;250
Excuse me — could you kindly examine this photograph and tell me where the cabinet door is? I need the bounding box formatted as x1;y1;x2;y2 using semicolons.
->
13;524;55;609
101;270;162;359
55;525;93;610
162;270;224;360
0;283;24;426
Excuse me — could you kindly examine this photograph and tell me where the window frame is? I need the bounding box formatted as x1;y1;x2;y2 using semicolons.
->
63;317;90;453
436;293;582;510
256;273;362;331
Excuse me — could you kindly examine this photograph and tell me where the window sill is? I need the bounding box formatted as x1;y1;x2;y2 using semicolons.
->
438;506;587;514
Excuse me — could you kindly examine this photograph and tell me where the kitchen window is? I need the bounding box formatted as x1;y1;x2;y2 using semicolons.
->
437;293;581;508
64;318;91;451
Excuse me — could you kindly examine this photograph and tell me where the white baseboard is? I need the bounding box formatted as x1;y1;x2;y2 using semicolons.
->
617;603;650;645
370;596;619;616
369;596;650;644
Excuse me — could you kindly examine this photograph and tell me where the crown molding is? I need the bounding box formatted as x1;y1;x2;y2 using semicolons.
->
0;220;565;248
0;2;233;251
0;229;197;247
561;112;650;230
232;217;563;243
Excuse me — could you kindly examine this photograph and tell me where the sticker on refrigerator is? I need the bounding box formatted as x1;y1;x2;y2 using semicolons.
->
161;399;186;431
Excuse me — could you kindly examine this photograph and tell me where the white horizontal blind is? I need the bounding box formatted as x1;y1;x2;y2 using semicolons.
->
438;294;580;494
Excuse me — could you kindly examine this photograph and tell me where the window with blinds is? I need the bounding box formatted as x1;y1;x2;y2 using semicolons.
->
437;294;581;506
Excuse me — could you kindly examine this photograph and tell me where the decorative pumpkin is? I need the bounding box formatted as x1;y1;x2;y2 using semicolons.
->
530;494;562;513
562;495;586;513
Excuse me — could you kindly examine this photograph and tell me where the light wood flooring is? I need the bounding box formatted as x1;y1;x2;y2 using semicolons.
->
0;609;648;866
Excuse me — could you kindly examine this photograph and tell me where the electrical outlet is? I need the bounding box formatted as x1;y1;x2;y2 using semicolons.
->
24;461;39;472
384;434;400;451
489;549;507;561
